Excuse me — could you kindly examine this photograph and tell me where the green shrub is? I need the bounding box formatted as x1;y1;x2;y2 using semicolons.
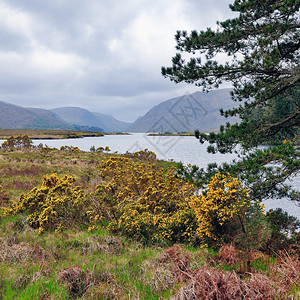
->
3;174;89;233
93;157;197;244
265;208;300;253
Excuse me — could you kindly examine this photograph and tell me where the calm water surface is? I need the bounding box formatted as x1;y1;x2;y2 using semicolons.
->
2;133;299;218
33;133;239;167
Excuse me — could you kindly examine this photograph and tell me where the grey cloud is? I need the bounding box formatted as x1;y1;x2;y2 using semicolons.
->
0;26;30;52
0;0;233;122
84;66;176;98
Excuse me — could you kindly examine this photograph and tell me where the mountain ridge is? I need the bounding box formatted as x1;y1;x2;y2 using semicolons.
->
0;101;126;132
51;107;131;132
0;101;71;130
128;89;238;133
0;89;238;133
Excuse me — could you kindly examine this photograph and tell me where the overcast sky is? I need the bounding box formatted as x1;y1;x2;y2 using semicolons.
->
0;0;235;122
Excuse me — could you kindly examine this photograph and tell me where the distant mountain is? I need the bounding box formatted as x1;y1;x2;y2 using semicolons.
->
52;107;131;132
0;90;239;133
26;107;73;129
128;89;239;133
92;112;131;132
0;101;71;130
51;107;103;128
0;100;129;132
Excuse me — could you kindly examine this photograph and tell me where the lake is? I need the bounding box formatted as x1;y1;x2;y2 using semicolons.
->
1;133;299;219
32;133;240;167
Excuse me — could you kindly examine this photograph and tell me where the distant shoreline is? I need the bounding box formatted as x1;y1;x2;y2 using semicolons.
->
0;129;105;140
147;132;195;136
0;129;133;140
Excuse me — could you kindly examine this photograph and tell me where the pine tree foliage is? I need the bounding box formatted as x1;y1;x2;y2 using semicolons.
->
162;0;300;203
162;0;299;147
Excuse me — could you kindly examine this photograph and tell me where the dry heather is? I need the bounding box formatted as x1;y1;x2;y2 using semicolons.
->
0;235;51;263
157;245;299;300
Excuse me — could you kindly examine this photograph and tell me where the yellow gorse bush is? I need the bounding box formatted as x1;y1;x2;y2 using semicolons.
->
130;148;157;161
0;185;9;208
0;154;269;248
92;156;197;244
190;173;250;245
4;174;89;233
60;145;81;152
1;155;197;242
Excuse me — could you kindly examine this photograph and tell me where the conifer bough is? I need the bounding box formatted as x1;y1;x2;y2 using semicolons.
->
162;0;299;148
162;0;300;203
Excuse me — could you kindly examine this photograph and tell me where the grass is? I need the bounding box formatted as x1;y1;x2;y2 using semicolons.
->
0;147;299;299
0;148;106;202
0;214;299;299
250;256;276;272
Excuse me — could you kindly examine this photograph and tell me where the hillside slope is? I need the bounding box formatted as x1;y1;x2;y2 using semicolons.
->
92;112;131;132
0;101;70;130
128;89;239;133
51;107;102;127
52;107;131;132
